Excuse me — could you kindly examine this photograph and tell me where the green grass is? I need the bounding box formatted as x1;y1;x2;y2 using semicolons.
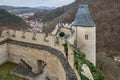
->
0;62;27;80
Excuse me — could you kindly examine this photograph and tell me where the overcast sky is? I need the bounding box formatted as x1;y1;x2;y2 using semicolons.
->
0;0;75;7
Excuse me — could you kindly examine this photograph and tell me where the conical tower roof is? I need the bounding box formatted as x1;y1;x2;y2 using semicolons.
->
72;5;96;27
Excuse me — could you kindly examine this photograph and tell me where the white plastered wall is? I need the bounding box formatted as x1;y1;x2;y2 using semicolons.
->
75;26;96;65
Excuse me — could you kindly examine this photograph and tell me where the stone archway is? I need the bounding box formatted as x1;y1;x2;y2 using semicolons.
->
37;60;46;74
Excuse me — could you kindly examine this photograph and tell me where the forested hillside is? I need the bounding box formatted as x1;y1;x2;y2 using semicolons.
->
28;7;65;22
89;0;120;56
0;9;28;33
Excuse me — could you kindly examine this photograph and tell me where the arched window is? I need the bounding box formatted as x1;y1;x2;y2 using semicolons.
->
85;34;88;40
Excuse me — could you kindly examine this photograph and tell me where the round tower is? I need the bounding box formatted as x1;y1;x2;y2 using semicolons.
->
72;5;96;65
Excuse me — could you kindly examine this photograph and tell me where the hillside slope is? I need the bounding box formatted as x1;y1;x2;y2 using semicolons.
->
0;9;27;33
97;53;120;80
89;0;120;56
0;5;55;14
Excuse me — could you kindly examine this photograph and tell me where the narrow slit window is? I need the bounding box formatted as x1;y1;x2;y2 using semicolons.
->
85;34;88;40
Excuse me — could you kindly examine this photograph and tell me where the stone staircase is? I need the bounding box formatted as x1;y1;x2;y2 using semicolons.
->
10;60;38;79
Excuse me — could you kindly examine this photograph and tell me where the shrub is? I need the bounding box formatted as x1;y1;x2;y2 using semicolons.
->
59;32;65;37
71;45;105;80
63;42;68;60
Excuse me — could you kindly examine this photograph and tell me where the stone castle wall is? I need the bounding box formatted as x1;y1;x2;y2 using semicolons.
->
8;30;65;55
8;30;74;67
0;30;78;80
0;43;8;65
0;30;9;65
0;29;95;80
8;44;60;79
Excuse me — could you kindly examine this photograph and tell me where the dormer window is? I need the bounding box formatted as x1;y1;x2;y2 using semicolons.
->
85;34;88;40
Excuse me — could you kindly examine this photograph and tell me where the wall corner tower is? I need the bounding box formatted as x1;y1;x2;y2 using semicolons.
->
72;4;96;65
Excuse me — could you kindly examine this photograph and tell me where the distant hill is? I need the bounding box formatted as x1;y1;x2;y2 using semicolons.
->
0;9;28;32
35;6;56;10
28;7;64;21
0;5;55;14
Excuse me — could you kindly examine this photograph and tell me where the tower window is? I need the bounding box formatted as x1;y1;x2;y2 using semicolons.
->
85;34;88;40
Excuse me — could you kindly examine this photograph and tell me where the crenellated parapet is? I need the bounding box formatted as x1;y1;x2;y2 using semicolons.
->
51;23;76;45
0;29;76;58
7;30;65;54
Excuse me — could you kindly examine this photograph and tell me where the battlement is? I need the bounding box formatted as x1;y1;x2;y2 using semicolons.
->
61;23;72;28
0;30;77;57
0;30;67;54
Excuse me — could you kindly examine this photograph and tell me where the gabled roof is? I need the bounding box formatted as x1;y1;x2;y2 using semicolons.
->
72;5;96;27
